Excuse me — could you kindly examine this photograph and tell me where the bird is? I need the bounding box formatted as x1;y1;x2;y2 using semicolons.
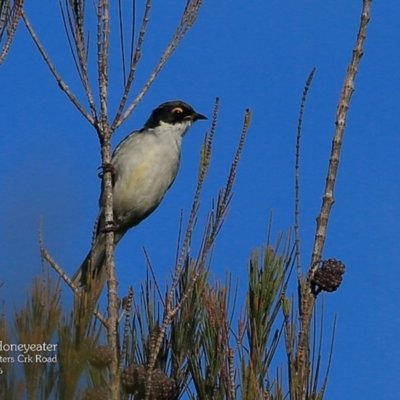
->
72;100;207;294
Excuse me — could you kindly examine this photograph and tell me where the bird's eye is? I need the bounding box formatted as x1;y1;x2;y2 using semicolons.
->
172;107;184;114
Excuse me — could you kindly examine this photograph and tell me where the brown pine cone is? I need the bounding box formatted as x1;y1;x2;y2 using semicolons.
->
121;364;176;399
312;259;345;292
88;345;113;369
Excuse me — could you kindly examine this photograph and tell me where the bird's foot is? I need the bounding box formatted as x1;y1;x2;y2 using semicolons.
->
98;162;116;179
103;220;119;233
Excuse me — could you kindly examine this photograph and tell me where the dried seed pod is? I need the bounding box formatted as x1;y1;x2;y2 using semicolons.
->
88;345;113;369
120;363;146;396
151;369;176;400
121;364;176;399
312;258;345;292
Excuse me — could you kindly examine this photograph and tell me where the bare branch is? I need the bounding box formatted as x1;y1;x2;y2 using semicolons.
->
59;0;98;120
21;10;94;124
97;0;110;131
309;1;372;277
295;2;373;399
41;248;79;294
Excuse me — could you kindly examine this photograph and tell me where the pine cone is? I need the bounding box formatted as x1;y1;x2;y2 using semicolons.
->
312;259;345;292
88;345;113;369
121;364;176;399
120;364;146;396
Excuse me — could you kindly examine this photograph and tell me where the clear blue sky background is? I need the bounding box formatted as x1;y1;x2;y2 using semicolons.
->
1;1;399;398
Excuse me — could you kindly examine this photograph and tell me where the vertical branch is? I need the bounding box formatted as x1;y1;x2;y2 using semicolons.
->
97;0;109;130
96;0;113;287
309;1;371;276
96;1;120;399
295;2;373;400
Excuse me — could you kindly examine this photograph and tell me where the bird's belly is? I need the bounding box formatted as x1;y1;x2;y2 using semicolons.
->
112;156;179;227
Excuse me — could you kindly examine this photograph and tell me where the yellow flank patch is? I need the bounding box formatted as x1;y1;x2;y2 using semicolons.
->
128;161;148;189
115;161;149;211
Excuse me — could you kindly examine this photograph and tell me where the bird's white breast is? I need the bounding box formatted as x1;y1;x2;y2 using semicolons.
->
110;123;187;227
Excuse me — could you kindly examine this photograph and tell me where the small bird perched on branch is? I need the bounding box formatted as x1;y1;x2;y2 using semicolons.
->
72;100;207;295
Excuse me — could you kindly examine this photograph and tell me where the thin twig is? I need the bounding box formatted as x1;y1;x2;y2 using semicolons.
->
175;108;251;321
40;246;108;325
142;247;163;306
59;1;84;84
174;209;184;267
129;0;136;69
111;0;151;132
295;68;316;279
144;97;218;399
282;294;295;396
117;0;127;84
319;314;337;396
0;0;24;66
39;221;109;329
212;108;251;242
147;105;250;399
41;248;79;294
21;10;94;124
112;0;203;132
68;0;98;119
164;98;220;323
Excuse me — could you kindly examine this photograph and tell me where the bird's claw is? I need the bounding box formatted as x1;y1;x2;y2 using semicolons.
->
103;220;119;233
98;162;116;179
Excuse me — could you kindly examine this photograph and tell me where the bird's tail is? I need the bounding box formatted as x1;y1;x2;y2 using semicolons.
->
72;233;108;293
72;230;126;297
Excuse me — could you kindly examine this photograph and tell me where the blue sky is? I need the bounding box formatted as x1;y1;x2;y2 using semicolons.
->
1;1;399;398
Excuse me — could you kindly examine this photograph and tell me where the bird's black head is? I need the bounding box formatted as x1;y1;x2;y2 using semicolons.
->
144;100;207;129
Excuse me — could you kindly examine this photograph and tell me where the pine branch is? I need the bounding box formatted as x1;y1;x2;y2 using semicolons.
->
295;2;373;399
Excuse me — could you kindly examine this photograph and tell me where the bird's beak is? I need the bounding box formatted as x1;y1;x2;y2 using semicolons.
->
188;112;207;121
